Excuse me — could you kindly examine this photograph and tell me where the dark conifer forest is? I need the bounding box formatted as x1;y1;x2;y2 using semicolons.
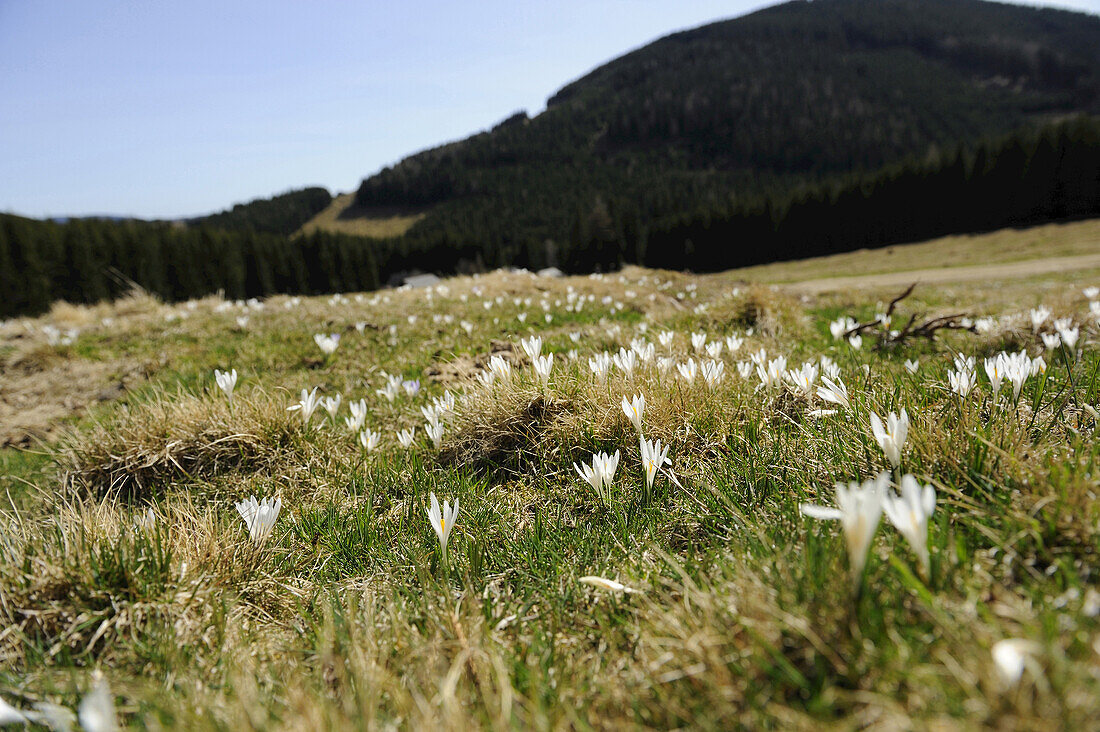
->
186;187;332;235
4;0;1100;316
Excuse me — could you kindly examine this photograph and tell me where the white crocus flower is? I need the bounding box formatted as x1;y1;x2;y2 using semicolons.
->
691;332;707;352
321;394;342;420
816;376;850;409
953;353;975;372
488;355;512;382
421;404;442;426
800;472;888;588
520;335;542;360
532;353;553;391
725;334;744;353
677;358;698;385
134;507;156;532
0;696;27;725
785;362;818;397
397;428;416;448
1029;307;1050;331
1040;332;1061;350
882;474;936;577
1002;351;1033;399
948;368;976;398
579;576;639;594
425;419;444;448
870;409;909;468
314;332;341;356
657;330;675;350
376;375;402;402
1057;324;1079;350
589;352;613;384
829;316;856;340
705;341;723;359
214;368;238;405
235;495;282;545
434;390;456;416
984;356;1005;401
359;428;380;452
848;334;863;350
756;356;787;390
701;359;725;389
613;348;638;378
621;393;645;434
992;639;1042;689
904;359;919;374
639;436;670;490
426;492;460;564
574;451;621;504
820;356;841;381
735;361;754;379
78;674;120;732
287;387;322;424
345;399;367;432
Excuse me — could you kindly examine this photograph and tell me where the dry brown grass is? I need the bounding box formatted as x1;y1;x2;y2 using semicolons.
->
0;490;308;672
60;388;302;500
0;349;148;447
725;217;1100;284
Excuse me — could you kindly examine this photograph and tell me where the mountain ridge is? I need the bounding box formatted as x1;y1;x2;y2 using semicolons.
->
340;0;1100;263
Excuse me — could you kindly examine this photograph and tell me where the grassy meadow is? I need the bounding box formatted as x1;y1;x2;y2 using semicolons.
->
1;235;1099;729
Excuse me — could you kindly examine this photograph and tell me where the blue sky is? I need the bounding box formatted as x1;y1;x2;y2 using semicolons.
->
1;0;1098;219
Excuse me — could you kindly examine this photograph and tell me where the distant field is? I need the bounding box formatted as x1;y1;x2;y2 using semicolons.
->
728;218;1100;283
296;192;425;238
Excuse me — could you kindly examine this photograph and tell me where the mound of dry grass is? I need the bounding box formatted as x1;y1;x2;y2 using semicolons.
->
438;390;572;478
60;388;302;500
703;283;807;338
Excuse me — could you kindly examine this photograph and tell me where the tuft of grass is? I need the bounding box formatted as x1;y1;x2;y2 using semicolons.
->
60;387;301;500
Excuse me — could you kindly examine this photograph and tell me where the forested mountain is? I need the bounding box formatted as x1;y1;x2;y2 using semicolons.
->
188;187;332;235
352;0;1100;264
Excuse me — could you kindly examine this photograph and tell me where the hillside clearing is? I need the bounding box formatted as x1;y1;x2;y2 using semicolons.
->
296;192;425;238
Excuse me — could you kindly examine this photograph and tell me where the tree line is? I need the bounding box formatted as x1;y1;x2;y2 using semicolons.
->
2;116;1098;318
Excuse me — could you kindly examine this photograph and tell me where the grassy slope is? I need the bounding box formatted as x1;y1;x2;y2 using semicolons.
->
296;192;425;238
727;218;1100;283
1;221;1099;728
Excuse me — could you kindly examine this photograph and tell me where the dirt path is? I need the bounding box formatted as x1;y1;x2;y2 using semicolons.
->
784;253;1100;294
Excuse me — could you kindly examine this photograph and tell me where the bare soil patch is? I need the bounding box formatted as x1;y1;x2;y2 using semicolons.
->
0;348;148;446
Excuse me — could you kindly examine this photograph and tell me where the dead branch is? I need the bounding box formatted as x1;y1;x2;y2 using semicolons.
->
842;283;976;347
